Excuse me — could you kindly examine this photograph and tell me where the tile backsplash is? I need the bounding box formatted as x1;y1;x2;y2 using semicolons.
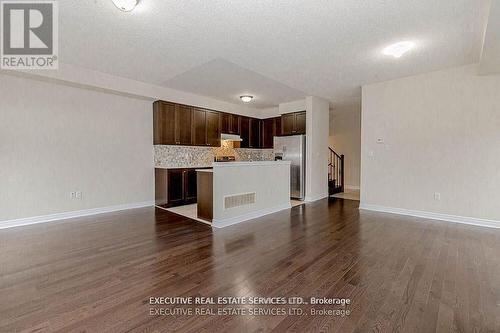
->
154;143;274;168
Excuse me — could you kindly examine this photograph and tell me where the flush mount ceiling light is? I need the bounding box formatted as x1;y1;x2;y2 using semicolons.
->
111;0;138;12
383;41;415;58
240;95;254;103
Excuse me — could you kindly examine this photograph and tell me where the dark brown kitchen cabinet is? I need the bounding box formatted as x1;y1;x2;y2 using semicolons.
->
167;169;185;206
221;113;240;135
206;110;221;147
153;101;176;145
249;118;260;148
153;101;193;145
240;116;250;148
176;105;194;145
295;111;306;134
155;168;200;207
239;117;261;148
281;111;306;135
261;118;276;149
193;108;207;146
193;108;221;147
275;116;282;136
183;169;198;202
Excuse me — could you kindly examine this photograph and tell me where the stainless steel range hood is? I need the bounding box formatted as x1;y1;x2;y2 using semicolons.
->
221;133;243;141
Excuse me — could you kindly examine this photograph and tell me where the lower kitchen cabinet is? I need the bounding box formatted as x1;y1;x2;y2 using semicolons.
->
155;168;201;207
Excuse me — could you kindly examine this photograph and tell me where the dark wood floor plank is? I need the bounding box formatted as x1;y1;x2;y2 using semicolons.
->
1;199;499;333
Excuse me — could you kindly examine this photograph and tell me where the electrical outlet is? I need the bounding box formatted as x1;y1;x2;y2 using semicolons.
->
434;192;441;201
75;191;82;200
70;191;76;199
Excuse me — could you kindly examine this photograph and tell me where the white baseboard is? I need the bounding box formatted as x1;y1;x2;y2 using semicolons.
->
212;203;292;228
0;201;155;230
345;185;360;191
359;203;500;229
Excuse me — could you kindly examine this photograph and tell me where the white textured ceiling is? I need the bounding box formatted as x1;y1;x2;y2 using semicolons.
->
59;0;491;110
162;59;305;108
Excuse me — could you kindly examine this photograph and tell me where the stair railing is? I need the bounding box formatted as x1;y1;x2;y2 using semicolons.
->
328;147;344;194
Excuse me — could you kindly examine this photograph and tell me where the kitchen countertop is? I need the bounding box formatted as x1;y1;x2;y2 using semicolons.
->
212;161;290;167
196;169;213;173
155;165;212;170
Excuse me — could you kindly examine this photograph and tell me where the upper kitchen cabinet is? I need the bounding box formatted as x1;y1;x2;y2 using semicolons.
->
176;104;194;145
221;113;240;135
281;111;306;135
153;101;193;145
261;118;275;149
240;116;250;148
238;116;262;149
194;108;221;147
295;111;306;134
275;116;282;136
153;101;176;145
206;110;221;147
249;118;261;148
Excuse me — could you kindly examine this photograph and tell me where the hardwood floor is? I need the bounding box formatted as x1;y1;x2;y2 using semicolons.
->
1;198;499;332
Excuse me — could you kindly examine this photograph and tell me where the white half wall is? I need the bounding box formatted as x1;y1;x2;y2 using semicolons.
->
0;74;154;222
361;64;500;224
305;96;330;202
329;104;361;189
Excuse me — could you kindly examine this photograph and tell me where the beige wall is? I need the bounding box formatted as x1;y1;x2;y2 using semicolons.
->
0;74;154;221
329;105;361;189
361;64;500;222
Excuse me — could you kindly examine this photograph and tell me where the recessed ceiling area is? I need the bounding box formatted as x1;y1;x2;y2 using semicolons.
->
58;0;491;109
162;59;306;108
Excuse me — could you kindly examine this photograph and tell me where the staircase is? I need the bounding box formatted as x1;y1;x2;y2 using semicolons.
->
328;147;344;195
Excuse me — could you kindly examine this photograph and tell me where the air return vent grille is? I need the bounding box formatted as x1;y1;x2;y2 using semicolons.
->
224;192;256;209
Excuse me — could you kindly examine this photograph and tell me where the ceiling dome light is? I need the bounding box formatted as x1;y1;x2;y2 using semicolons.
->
111;0;138;12
240;95;254;103
383;41;415;58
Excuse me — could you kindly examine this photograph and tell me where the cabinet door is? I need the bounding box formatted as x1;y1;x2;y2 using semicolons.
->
281;113;295;135
275;116;282;136
167;169;184;206
175;105;193;145
206;110;221;147
153;101;176;145
295;111;306;134
249;118;260;148
221;113;231;134
184;169;198;203
240;117;250;148
193;108;207;146
262;118;275;149
230;115;240;134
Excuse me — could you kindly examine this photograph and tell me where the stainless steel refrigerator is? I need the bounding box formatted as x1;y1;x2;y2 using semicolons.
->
274;135;306;200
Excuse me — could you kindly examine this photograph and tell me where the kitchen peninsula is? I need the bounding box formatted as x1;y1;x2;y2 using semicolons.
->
196;161;291;228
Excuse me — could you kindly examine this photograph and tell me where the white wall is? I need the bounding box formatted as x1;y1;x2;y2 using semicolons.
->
0;74;154;222
212;162;291;227
329;105;361;189
4;62;263;118
305;96;330;201
361;64;500;223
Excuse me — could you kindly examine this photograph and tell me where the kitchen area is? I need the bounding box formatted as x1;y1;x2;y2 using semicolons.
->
153;100;307;228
